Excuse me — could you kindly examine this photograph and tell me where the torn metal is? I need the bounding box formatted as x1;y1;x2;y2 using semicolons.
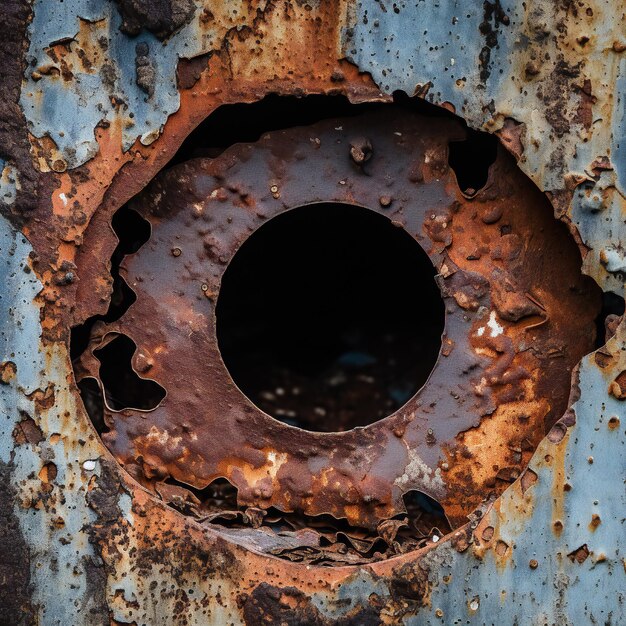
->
75;109;599;536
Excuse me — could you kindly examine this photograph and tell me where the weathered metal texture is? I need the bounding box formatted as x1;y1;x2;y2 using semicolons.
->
0;0;624;624
345;0;626;294
75;110;599;533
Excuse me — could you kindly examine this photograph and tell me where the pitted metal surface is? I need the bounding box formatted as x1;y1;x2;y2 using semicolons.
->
74;109;599;535
0;0;624;623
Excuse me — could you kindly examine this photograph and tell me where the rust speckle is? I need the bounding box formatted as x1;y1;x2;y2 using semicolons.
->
349;136;373;164
589;514;601;531
481;526;495;542
594;348;614;369
38;462;57;483
0;361;17;384
520;468;538;494
609;371;626;400
26;384;56;412
12;418;44;446
495;540;509;556
547;422;568;444
567;544;590;564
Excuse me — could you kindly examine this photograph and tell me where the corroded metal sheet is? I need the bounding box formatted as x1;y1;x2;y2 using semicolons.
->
345;0;626;293
0;0;624;624
75;110;598;533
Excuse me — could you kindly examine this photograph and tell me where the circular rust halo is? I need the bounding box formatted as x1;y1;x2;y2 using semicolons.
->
76;108;600;532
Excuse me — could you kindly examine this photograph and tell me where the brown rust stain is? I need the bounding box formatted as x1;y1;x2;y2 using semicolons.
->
567;544;590;564
12;417;44;446
0;361;17;384
549;415;572;539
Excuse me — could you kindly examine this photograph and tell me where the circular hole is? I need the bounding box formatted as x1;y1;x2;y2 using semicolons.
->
216;203;445;432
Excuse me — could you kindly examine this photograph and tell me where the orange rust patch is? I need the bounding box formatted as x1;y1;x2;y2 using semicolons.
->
26;384;56;412
550;423;570;538
609;371;626;400
38;462;58;483
0;361;17;384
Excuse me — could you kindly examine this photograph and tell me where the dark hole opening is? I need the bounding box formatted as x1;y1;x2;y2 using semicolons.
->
448;129;498;195
171;94;378;164
216;203;444;432
70;206;151;361
73;95;461;431
94;334;165;411
596;291;625;347
171;92;456;165
77;377;105;433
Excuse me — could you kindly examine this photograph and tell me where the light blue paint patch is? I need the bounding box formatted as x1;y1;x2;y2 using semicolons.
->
344;0;517;122
0;213;108;624
571;170;626;282
0;218;42;404
310;569;388;620
612;57;626;192
21;0;202;168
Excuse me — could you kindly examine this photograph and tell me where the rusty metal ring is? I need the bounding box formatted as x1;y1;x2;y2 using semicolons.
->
77;108;599;531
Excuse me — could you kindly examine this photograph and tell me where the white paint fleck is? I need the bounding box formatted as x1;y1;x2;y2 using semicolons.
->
487;311;504;337
474;377;488;396
395;447;445;496
82;459;97;471
140;127;161;146
265;451;288;479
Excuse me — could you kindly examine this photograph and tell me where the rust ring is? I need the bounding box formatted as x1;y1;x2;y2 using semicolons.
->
77;108;599;529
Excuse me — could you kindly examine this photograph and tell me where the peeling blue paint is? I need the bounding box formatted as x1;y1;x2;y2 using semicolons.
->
21;1;201;168
408;349;626;624
0;215;108;623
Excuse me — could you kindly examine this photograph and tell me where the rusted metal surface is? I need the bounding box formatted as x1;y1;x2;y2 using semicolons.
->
0;0;624;623
74;110;599;537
